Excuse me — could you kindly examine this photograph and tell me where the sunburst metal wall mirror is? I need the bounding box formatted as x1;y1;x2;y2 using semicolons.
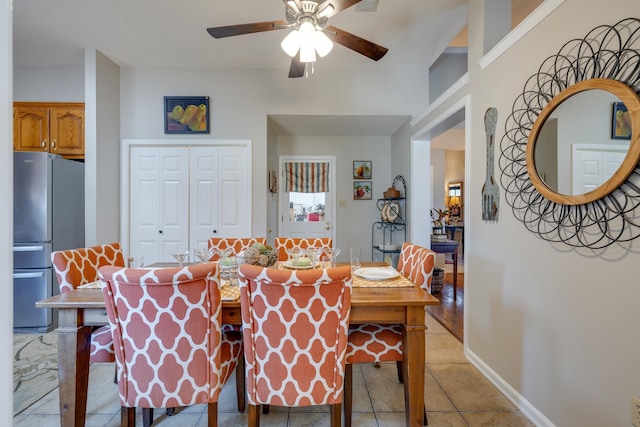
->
499;18;640;249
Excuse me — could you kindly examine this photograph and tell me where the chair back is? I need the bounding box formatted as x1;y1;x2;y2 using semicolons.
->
98;263;229;409
52;242;125;293
397;242;436;294
238;264;352;407
274;237;332;261
208;237;267;261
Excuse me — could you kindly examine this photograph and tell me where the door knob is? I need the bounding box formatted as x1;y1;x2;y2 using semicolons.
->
159;230;163;234
325;221;331;230
212;230;217;234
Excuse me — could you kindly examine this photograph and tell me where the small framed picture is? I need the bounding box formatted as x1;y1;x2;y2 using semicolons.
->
353;161;372;179
611;102;631;140
354;181;372;200
164;96;210;134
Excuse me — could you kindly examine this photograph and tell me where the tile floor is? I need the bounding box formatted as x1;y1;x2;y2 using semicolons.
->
13;314;534;427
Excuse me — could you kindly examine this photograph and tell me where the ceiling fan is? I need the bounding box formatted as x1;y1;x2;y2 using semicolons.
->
206;0;388;78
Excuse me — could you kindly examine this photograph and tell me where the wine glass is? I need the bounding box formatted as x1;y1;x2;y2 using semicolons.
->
217;248;234;280
350;247;361;272
306;247;322;269
287;247;306;267
172;250;190;267
194;247;214;263
322;248;341;268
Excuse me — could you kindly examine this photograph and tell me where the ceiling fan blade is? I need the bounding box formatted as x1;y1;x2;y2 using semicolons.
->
325;25;388;61
207;20;287;38
288;54;305;78
319;0;362;18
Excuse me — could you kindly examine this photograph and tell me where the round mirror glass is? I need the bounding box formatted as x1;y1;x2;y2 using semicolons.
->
526;78;640;205
534;89;631;196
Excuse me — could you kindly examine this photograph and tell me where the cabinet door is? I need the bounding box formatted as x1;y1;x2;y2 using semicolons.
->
49;107;84;157
130;147;190;264
13;106;49;152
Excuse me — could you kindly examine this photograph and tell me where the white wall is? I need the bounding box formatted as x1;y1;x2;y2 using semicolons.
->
89;49;121;245
119;67;428;238
1;1;13;422
13;66;84;101
415;1;640;425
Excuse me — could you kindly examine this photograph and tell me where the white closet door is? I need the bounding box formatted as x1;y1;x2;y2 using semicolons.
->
189;147;219;251
130;147;189;263
216;146;249;238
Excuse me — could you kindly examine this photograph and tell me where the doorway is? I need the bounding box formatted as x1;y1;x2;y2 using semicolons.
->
278;155;336;241
412;96;468;343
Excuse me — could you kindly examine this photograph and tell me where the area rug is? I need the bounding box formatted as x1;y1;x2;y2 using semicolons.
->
13;332;58;415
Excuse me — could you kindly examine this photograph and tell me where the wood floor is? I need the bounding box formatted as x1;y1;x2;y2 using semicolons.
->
426;271;464;343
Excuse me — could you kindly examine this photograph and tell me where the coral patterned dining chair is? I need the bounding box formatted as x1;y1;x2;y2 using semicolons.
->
274;237;333;261
344;242;436;427
238;264;352;427
208;237;267;260
98;262;243;427
51;243;124;363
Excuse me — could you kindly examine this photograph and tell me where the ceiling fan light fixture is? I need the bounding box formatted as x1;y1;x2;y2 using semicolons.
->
300;43;317;63
281;29;301;57
318;4;335;18
313;30;333;57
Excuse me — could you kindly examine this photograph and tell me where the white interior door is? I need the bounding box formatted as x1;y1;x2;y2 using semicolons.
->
572;144;627;195
189;146;249;251
189;147;218;252
216;147;250;238
130;146;189;263
279;156;335;240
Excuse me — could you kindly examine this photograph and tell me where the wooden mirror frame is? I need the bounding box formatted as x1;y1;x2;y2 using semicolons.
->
499;18;640;249
526;78;640;205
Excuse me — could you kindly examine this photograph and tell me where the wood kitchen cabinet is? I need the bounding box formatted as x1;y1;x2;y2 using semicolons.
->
13;102;85;159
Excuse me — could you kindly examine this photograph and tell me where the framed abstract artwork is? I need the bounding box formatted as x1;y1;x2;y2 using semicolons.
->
164;96;210;134
353;181;372;200
353;161;372;179
611;102;631;140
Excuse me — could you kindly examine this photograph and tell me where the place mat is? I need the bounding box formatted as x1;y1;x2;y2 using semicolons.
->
353;273;415;288
220;284;240;301
273;263;414;288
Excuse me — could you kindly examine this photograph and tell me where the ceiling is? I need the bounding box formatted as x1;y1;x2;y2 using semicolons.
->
13;0;467;70
12;0;467;138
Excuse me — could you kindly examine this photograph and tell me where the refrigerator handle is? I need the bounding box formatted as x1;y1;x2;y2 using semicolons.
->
13;245;45;252
13;271;45;279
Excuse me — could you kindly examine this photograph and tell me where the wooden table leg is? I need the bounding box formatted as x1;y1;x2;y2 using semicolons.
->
402;306;427;426
453;247;458;301
57;308;92;427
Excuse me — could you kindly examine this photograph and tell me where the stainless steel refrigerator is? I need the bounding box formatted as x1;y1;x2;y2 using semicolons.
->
13;152;85;332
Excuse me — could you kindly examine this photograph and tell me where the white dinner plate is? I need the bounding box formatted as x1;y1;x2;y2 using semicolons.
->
354;267;400;280
282;259;314;270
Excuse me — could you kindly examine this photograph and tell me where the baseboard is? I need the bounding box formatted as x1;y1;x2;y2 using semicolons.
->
464;347;555;427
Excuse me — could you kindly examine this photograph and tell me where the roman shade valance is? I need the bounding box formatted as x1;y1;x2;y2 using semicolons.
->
284;161;329;193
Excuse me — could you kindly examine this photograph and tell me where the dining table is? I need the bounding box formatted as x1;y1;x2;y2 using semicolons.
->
36;261;439;427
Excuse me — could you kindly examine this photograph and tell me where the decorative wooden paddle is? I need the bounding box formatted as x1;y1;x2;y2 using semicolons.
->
482;107;499;221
